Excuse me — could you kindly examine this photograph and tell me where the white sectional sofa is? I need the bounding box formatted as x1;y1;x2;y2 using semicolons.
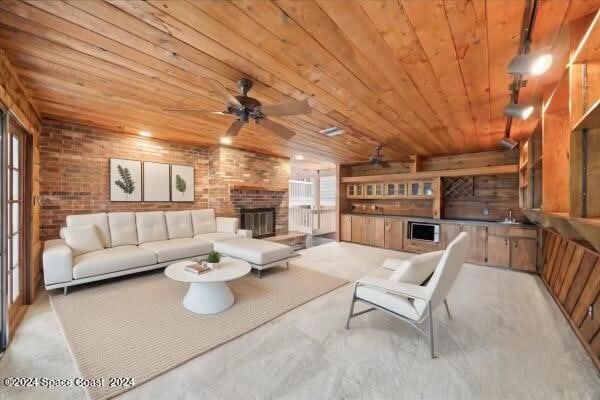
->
43;209;294;293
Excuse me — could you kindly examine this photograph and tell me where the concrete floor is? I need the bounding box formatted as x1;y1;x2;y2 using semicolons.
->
1;242;599;400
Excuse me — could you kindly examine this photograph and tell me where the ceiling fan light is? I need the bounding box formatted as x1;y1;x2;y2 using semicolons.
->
499;137;519;150
507;53;553;76
220;137;232;145
294;155;304;160
503;103;534;119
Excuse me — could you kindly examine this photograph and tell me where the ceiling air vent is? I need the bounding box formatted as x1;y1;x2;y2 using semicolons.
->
319;127;344;137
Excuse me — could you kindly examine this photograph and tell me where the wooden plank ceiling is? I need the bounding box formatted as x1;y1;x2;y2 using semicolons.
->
0;0;597;162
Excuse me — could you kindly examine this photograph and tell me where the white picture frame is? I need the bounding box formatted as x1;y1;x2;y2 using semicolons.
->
110;158;142;202
171;164;194;202
143;161;170;202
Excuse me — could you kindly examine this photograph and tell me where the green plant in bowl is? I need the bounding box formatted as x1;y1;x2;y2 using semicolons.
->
206;251;221;268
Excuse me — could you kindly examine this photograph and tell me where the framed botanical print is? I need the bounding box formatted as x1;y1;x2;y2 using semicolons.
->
143;161;170;202
110;158;142;202
171;164;194;202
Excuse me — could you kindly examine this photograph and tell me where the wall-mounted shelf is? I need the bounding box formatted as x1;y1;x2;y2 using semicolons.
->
572;98;600;131
572;10;600;64
341;164;518;183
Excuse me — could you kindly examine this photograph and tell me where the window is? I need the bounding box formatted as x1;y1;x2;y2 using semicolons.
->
319;175;336;206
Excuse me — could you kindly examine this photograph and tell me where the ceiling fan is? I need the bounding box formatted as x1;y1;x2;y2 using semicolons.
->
355;145;391;168
165;79;311;140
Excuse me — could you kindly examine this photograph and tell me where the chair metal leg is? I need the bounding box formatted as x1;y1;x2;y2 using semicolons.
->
443;298;451;319
428;301;436;359
64;286;68;296
345;295;356;329
257;269;261;279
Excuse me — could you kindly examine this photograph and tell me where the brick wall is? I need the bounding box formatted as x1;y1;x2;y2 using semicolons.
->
40;120;290;241
208;146;289;234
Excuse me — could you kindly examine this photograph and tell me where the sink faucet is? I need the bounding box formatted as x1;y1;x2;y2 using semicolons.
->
507;208;513;222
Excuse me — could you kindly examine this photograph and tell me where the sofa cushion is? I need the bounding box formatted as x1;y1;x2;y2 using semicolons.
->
139;238;213;263
355;285;419;321
191;209;217;235
194;232;236;244
165;211;193;239
66;213;111;247
213;238;294;265
135;211;168;244
63;225;104;257
216;217;238;233
72;245;157;279
108;212;138;247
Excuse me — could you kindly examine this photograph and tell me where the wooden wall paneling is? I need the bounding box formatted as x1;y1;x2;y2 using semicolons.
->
552;242;576;293
545;232;563;281
571;258;600;326
549;239;569;288
558;246;586;302
579;293;600;342
336;164;352;241
564;251;598;314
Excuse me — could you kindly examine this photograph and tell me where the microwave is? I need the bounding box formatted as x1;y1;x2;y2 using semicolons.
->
409;222;440;243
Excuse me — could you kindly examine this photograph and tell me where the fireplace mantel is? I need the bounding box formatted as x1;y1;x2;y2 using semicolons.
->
231;184;287;192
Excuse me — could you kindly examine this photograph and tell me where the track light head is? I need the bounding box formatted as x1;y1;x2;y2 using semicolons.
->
504;103;534;120
508;52;553;76
499;137;519;150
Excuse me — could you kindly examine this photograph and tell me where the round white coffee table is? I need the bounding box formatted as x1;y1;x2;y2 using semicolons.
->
165;257;251;314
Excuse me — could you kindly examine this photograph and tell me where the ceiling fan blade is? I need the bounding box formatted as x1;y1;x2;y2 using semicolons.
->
164;109;232;116
225;120;244;137
207;80;242;108
258;100;311;117
380;161;391;168
256;118;296;140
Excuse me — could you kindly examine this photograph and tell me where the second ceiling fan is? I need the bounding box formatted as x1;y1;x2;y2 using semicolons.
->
166;78;311;140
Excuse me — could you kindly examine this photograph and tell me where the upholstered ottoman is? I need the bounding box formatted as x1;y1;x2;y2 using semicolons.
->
213;238;297;278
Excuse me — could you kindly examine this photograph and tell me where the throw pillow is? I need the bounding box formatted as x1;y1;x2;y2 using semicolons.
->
388;251;443;285
63;225;104;257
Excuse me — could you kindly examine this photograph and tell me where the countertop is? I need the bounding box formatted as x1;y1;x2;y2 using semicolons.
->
343;213;537;229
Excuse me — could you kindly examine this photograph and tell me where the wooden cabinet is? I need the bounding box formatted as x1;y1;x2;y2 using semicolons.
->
409;181;421;196
347;184;363;199
441;223;462;248
462;225;487;264
350;215;384;247
510;238;537;272
340;214;352;241
351;215;368;244
487;235;510;267
385;182;407;198
384;218;403;250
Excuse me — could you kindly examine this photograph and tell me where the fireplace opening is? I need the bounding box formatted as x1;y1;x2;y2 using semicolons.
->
240;207;276;238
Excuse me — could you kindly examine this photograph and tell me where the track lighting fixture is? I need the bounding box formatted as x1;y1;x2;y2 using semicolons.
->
507;52;553;76
503;103;534;120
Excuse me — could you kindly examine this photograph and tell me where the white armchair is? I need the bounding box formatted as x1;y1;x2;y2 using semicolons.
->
345;232;470;358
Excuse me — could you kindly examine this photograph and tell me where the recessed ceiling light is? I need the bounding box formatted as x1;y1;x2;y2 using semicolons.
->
507;53;553;76
139;130;152;137
220;137;232;145
294;155;304;160
503;103;534;119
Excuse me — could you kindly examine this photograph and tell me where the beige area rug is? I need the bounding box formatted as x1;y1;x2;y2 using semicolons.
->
49;266;347;400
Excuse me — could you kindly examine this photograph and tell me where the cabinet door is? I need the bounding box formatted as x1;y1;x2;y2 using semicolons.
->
340;215;352;241
347;185;355;198
356;184;363;197
510;238;537;272
385;182;396;197
441;224;462;248
351;216;368;244
409;181;421;196
384;219;403;250
372;217;385;247
422;181;434;197
397;182;406;197
462;225;487;264
375;183;384;197
365;184;374;197
487;235;510;267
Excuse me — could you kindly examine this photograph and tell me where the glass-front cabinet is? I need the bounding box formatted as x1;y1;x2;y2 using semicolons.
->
347;180;433;199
